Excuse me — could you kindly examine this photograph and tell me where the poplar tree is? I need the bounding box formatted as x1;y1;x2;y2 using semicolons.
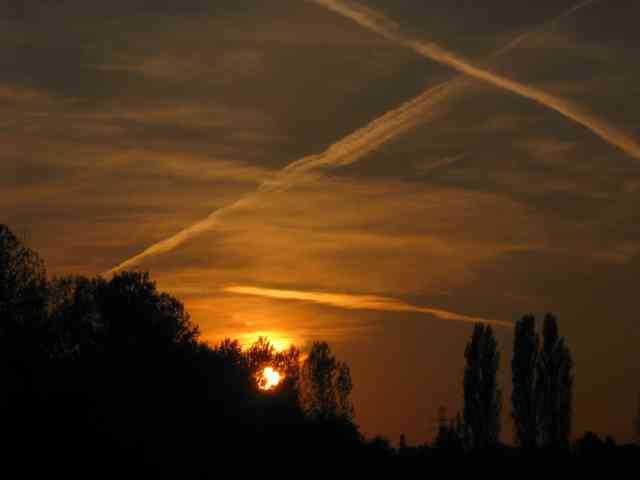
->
511;315;539;449
463;324;502;450
535;314;573;448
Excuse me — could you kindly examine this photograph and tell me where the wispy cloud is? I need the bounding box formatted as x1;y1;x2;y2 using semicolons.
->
224;285;513;328
105;0;610;275
103;79;462;275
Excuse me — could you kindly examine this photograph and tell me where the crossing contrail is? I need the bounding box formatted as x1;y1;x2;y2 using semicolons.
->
105;0;606;276
312;0;640;162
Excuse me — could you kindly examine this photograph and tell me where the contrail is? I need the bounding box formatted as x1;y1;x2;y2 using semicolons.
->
105;0;604;275
312;0;640;162
104;79;461;275
492;0;600;55
224;286;514;328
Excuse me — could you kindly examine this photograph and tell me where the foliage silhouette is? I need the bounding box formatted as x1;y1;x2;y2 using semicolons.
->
433;410;465;455
463;324;502;451
510;314;574;451
536;314;573;449
299;341;355;423
0;225;48;328
0;224;638;466
512;315;539;449
0;225;371;471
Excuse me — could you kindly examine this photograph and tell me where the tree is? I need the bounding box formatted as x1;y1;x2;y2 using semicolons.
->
511;315;539;449
214;338;244;367
573;431;604;456
0;224;50;403
48;275;106;359
98;271;200;354
511;313;574;450
245;336;276;374
0;225;48;331
536;314;573;448
274;345;302;397
243;337;303;402
299;341;354;422
0;225;50;451
463;324;502;450
363;436;395;457
433;408;465;454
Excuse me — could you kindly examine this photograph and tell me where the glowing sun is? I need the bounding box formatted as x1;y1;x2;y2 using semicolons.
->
258;366;283;391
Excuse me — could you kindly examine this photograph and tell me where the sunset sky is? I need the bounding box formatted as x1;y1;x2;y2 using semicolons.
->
3;0;640;443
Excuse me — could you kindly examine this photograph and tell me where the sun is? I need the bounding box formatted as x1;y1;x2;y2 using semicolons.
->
257;366;283;391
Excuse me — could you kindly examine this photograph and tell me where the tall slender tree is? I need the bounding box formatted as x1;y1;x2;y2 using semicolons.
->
463;324;502;450
511;315;539;449
536;314;573;448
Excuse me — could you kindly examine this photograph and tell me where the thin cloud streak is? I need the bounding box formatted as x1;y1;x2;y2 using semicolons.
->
105;0;603;275
493;0;600;54
224;285;513;328
312;0;640;162
104;78;461;275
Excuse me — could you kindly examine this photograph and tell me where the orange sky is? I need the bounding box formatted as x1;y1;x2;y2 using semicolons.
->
2;0;640;443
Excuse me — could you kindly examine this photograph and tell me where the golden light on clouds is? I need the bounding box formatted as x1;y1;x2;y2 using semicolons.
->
102;0;640;281
224;285;513;328
5;0;640;443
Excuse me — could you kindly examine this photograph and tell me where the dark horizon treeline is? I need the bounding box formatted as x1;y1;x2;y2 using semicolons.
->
0;224;638;470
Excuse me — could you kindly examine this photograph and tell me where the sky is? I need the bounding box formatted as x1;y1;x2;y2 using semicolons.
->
2;0;640;444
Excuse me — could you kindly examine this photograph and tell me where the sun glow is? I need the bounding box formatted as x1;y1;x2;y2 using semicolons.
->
258;366;283;391
238;331;296;352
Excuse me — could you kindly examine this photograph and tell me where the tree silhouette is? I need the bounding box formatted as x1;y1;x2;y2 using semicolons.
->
463;324;501;451
433;408;465;454
0;225;51;450
213;338;245;367
245;336;276;374
274;345;303;402
299;341;354;422
100;271;200;353
363;436;395;457
536;314;573;449
2;222;639;463
48;275;108;359
511;315;539;449
0;224;48;331
573;431;605;456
